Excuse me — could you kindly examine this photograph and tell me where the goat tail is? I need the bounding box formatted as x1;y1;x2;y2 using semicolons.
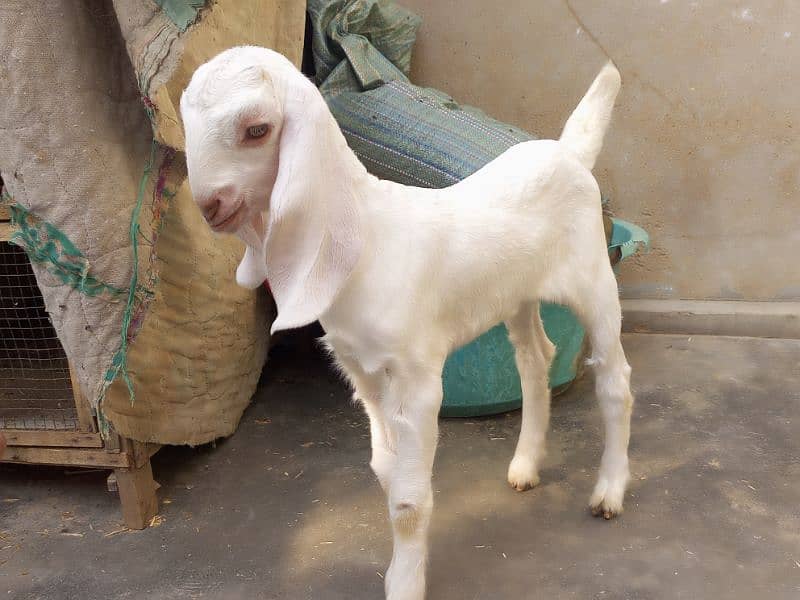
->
558;62;621;171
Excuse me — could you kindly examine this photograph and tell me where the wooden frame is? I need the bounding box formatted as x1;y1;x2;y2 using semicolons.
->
1;217;160;529
0;205;15;242
1;364;161;529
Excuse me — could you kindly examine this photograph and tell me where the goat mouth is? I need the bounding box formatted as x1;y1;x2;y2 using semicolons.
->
210;201;245;232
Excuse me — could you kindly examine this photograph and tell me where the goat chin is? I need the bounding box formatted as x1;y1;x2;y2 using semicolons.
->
181;46;633;600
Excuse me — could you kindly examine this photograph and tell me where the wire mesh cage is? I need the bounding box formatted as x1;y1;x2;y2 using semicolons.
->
0;238;78;431
0;185;160;529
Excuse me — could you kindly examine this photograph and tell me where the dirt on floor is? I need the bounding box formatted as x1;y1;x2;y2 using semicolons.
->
1;333;799;599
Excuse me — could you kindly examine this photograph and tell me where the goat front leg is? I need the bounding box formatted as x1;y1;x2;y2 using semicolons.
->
381;367;443;600
335;353;395;491
362;393;394;493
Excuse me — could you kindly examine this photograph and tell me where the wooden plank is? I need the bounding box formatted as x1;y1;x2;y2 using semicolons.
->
121;438;160;469
0;205;10;221
68;361;96;432
1;445;131;468
2;429;103;448
104;430;121;452
115;462;158;530
0;221;16;242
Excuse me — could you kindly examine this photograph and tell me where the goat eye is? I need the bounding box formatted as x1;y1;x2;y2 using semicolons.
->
246;123;270;139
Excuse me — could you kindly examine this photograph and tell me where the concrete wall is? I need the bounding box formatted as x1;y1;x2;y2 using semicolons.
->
400;0;800;302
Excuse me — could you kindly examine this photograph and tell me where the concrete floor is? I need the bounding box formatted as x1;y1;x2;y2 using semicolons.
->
2;333;799;599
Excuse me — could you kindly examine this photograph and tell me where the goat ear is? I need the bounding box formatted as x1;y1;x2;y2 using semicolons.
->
264;76;362;333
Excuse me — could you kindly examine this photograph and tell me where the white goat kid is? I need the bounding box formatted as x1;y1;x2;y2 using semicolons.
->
181;46;633;600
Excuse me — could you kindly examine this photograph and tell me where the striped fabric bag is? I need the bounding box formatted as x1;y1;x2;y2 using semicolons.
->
309;0;536;188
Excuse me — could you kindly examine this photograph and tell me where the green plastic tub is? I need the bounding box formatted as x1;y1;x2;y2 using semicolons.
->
441;218;648;417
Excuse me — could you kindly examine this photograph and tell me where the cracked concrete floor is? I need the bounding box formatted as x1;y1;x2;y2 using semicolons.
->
2;333;799;599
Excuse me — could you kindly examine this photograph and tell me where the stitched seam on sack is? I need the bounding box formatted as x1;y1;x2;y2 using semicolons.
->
356;154;437;187
343;129;459;183
388;81;527;146
343;100;494;167
332;97;496;169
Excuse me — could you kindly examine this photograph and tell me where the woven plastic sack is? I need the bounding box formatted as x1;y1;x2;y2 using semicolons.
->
308;0;647;415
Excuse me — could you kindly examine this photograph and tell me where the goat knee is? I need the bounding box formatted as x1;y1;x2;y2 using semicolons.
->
391;503;421;538
595;365;634;419
390;490;432;538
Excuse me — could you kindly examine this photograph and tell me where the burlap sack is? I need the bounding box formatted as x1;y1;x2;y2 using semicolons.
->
0;0;304;444
0;2;150;411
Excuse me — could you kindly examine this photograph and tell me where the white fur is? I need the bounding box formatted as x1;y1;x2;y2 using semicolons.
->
181;47;633;600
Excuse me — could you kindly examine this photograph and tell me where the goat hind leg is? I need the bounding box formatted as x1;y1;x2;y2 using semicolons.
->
577;270;634;518
506;302;555;491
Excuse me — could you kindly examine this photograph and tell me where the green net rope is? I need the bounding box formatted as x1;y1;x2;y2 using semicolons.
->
2;197;126;299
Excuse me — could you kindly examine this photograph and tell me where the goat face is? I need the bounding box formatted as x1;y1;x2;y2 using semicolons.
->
181;47;364;323
180;47;284;236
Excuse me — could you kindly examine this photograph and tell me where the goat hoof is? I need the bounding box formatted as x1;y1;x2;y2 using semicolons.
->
589;490;623;520
590;504;619;520
507;455;540;491
509;479;537;492
589;473;627;520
